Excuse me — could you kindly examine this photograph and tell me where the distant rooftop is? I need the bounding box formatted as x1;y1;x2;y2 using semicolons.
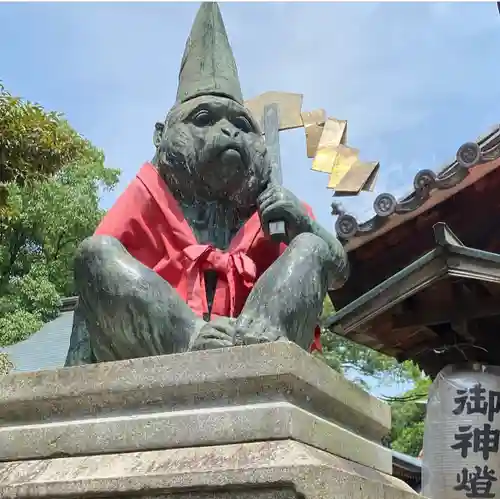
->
392;450;422;474
0;297;77;372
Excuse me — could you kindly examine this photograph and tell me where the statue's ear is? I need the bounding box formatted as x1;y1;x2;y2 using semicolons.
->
153;122;164;148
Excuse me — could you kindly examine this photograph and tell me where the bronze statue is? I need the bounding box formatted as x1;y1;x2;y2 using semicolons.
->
65;2;349;366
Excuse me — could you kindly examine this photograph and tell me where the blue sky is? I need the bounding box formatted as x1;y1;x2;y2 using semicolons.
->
2;1;499;394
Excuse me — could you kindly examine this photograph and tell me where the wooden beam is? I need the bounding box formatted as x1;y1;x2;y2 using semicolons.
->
328;252;447;334
393;296;500;329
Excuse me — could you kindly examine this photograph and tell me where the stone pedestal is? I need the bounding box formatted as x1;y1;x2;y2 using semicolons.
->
0;342;418;498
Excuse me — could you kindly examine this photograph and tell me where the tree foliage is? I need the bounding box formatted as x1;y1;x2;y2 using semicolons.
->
0;82;102;207
389;377;431;456
0;83;119;347
0;162;119;346
318;297;422;388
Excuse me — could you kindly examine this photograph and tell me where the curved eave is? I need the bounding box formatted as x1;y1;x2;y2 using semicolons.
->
340;126;500;253
325;235;500;333
392;450;422;475
326;223;500;372
325;247;440;331
328;231;500;332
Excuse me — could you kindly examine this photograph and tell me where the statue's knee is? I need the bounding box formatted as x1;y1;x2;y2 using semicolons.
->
291;233;349;287
74;235;124;279
291;233;331;261
77;235;123;262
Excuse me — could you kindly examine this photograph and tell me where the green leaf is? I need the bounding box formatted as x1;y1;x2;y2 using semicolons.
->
0;81;120;348
389;377;431;456
0;80;106;204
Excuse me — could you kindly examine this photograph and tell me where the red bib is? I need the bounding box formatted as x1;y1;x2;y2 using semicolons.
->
96;163;322;352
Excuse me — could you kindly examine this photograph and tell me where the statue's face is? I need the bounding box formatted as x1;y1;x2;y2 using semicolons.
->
154;95;270;208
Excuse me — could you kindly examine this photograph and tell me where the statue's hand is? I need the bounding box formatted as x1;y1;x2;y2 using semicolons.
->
190;316;237;351
257;184;311;239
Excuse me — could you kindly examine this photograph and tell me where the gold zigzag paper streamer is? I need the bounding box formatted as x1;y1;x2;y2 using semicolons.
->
327;144;359;189
302;113;379;195
311;118;347;173
245;91;380;196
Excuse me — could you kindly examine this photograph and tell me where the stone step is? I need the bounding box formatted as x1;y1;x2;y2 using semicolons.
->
0;400;392;474
0;342;390;443
0;440;418;499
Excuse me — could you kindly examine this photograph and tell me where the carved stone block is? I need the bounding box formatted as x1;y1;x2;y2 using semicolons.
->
0;343;416;498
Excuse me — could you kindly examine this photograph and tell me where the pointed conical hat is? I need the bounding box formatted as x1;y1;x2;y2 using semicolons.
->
176;2;243;105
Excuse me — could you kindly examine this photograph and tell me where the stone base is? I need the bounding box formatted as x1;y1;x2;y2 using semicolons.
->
1;400;390;473
0;343;419;498
0;440;418;499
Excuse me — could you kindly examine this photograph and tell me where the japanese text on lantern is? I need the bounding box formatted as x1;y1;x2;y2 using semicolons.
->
451;383;500;498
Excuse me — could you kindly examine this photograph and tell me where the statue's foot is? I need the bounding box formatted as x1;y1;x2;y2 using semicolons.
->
189;316;237;351
234;313;289;347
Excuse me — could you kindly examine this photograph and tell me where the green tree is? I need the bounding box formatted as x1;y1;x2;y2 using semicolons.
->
388;377;431;456
0;163;119;347
0;82;101;207
0;85;119;347
318;296;421;388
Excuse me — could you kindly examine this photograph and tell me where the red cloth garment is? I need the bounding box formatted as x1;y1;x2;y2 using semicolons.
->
95;162;322;353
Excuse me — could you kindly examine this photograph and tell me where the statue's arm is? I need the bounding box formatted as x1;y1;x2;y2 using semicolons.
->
306;217;350;289
257;184;350;288
296;202;349;289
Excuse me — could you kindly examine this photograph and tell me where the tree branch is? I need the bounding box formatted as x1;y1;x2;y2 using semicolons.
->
0;225;24;285
51;234;77;261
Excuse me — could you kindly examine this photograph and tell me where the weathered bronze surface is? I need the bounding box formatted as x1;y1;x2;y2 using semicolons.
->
65;2;349;365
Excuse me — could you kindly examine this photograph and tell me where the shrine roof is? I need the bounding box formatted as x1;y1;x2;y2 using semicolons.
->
392;450;422;476
335;125;500;252
327;223;500;377
328;225;500;329
329;125;500;313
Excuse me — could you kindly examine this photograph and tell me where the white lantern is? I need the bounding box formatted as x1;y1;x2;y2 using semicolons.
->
423;364;500;499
